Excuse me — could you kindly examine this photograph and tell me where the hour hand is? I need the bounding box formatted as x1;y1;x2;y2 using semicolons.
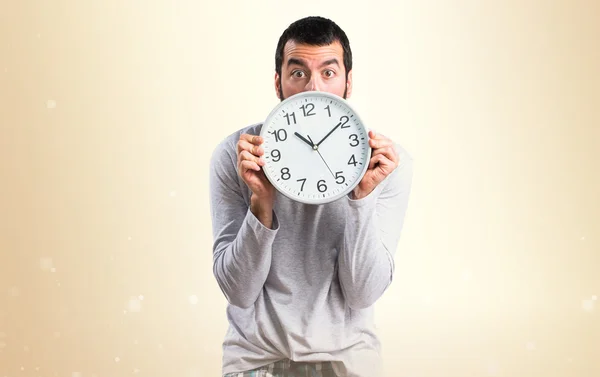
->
294;132;315;149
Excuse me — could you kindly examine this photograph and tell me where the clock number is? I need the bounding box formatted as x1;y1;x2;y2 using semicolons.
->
299;103;315;117
317;179;328;193
340;116;350;128
335;171;345;184
324;105;331;117
349;134;359;147
281;167;291;180
269;129;288;142
270;149;281;162
348;154;358;166
296;178;306;191
284;112;297;125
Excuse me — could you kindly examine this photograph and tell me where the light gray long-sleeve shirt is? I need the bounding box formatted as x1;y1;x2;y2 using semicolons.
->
209;123;414;377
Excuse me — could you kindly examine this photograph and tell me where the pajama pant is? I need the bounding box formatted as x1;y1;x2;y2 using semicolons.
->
223;359;338;377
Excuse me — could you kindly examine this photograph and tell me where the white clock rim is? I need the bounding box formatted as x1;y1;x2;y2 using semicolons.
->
259;91;371;205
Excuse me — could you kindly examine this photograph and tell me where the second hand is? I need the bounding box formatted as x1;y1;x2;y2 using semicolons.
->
308;135;335;179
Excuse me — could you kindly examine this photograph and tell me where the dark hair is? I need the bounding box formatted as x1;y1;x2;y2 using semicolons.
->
275;16;352;78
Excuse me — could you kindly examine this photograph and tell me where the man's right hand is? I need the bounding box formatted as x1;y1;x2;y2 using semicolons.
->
236;134;275;228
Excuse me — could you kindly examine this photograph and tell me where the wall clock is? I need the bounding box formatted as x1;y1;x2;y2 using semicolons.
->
260;91;371;204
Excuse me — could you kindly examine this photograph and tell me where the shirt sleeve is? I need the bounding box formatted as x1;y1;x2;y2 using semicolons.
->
208;139;279;309
337;144;414;309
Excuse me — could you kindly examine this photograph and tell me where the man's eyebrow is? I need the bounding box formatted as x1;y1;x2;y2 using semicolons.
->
287;58;307;67
320;58;340;68
285;58;341;68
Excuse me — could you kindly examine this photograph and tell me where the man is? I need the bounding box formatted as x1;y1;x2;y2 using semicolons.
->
209;16;413;377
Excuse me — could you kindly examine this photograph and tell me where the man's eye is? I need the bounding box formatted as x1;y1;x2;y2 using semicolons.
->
292;71;305;78
324;70;334;78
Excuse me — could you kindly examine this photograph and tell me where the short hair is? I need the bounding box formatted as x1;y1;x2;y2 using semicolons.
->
275;16;352;78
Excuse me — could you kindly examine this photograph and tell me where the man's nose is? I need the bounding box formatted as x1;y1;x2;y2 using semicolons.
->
305;76;321;91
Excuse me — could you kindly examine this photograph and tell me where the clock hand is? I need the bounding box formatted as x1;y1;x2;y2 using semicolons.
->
294;132;317;149
316;150;336;179
315;121;342;147
309;135;335;179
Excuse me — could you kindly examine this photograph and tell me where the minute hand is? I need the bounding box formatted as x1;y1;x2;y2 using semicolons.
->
315;121;342;147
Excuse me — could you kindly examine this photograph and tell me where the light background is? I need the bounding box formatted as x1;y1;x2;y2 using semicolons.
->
1;1;599;376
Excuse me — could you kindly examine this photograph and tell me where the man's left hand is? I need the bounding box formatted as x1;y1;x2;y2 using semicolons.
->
352;130;399;200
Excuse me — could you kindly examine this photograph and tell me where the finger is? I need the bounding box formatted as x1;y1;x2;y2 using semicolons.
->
368;154;384;170
239;150;265;166
240;134;264;146
240;160;261;172
369;137;393;150
368;153;397;171
237;139;264;156
237;137;262;153
371;146;398;164
369;129;389;138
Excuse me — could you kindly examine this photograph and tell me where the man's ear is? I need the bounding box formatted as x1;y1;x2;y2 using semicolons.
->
274;72;281;100
345;70;353;99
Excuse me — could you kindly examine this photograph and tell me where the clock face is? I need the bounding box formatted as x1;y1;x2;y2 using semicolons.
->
260;91;371;205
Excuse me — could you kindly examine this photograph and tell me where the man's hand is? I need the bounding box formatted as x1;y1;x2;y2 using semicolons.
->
352;130;400;200
237;134;275;228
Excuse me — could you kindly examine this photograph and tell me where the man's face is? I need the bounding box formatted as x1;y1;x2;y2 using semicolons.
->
275;40;352;101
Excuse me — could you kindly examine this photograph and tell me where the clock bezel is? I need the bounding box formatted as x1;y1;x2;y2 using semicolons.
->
259;91;371;205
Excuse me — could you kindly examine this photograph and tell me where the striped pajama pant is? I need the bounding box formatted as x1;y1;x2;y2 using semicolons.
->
223;359;338;377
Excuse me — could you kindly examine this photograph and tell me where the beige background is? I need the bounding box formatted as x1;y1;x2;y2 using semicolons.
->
1;0;599;376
